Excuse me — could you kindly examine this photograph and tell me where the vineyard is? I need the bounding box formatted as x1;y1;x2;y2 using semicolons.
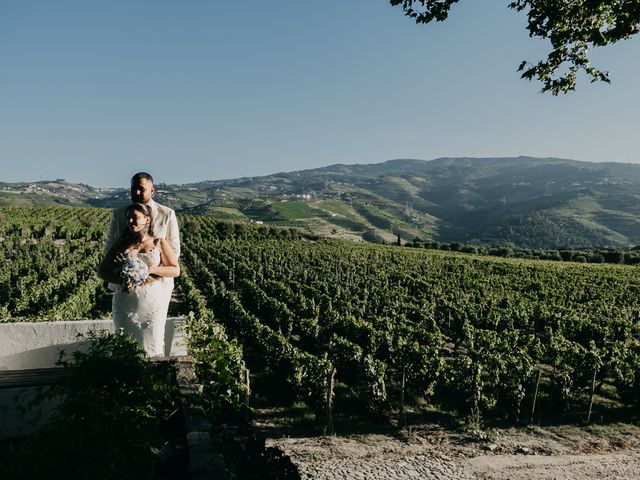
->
3;206;640;428
0;207;111;321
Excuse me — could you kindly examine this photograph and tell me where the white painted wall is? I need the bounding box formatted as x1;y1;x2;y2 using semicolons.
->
0;318;187;370
0;318;187;439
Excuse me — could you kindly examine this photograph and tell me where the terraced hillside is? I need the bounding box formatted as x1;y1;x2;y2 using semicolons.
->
5;156;640;247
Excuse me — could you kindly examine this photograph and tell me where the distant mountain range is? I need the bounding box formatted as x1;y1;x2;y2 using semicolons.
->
4;156;640;248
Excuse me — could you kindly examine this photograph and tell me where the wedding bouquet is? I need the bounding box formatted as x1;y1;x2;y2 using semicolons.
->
115;252;149;292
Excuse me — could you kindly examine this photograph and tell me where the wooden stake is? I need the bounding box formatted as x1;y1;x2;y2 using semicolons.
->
530;369;542;425
244;368;251;406
587;368;597;424
399;370;407;429
325;368;336;436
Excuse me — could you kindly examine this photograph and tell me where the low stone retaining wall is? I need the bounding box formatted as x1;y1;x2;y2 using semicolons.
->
0;318;187;439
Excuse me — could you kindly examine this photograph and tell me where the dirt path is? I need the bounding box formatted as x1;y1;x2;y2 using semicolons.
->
464;452;640;479
267;425;640;479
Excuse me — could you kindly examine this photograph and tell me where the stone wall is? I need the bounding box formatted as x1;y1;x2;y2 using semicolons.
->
0;318;186;439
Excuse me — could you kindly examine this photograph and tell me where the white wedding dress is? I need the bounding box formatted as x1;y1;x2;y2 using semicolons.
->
112;243;172;357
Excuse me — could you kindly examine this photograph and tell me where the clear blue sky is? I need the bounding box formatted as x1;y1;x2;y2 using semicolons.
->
1;1;638;187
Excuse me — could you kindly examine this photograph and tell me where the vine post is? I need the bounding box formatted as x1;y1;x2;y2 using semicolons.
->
399;370;407;430
587;368;597;424
529;369;542;425
325;368;336;436
244;368;251;406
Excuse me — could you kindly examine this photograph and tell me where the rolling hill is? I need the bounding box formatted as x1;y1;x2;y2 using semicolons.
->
4;156;640;248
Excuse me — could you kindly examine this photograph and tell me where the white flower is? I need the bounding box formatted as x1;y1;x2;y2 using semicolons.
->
117;253;149;292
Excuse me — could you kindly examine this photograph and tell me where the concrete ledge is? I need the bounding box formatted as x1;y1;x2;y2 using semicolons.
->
0;320;188;440
0;317;187;370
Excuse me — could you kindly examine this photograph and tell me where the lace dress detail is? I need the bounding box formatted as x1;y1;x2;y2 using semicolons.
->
112;243;172;356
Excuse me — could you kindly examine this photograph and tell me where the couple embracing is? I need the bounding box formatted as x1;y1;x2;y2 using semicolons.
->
98;172;180;357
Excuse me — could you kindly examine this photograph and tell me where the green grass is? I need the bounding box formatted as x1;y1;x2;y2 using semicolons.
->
270;201;325;219
205;206;247;220
314;199;362;220
0;192;79;207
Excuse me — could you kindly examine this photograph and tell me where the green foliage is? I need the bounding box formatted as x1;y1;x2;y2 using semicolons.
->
178;271;246;411
185;312;246;411
270;200;324;219
546;330;603;411
390;0;640;93
392;327;443;401
6;207;640;433
180;215;640;426
443;324;538;424
5;331;182;480
611;338;640;411
176;274;299;479
0;207;110;321
413;238;640;266
329;334;387;411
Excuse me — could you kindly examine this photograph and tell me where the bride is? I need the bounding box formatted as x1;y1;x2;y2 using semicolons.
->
98;203;180;356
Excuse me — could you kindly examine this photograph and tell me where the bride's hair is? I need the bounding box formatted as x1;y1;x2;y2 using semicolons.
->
116;203;155;252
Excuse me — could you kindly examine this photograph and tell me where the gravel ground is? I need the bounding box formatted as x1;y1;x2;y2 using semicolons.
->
294;455;472;480
464;452;640;479
267;425;640;480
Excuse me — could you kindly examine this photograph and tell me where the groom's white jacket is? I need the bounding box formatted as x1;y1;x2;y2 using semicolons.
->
104;200;180;290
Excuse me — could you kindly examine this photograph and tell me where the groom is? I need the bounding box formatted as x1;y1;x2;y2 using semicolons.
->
104;172;181;289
